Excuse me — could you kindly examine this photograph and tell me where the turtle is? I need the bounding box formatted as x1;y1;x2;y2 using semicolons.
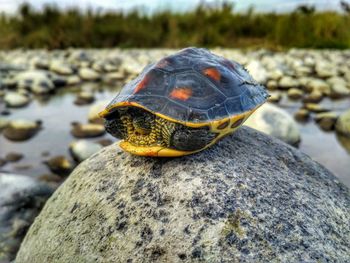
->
99;47;269;157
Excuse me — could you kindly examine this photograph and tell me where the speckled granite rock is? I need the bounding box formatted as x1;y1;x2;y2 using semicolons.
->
16;127;350;263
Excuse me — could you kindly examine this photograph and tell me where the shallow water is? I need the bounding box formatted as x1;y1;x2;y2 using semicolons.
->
0;86;350;187
0;85;117;177
279;96;350;186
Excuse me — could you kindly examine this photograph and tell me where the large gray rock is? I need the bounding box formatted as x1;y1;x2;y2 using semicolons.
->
0;173;53;262
16;127;350;263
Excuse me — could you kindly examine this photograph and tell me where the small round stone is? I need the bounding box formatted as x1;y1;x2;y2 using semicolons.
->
305;79;330;95
88;100;109;124
267;92;282;103
3;120;41;141
74;91;95;105
44;156;74;176
303;103;330;113
287;88;303;100
4;93;30;108
303;90;323;103
5;152;24;162
336;109;350;137
314;112;338;131
78;68;100;81
71;123;105;138
294;109;310;122
49;60;74;75
69;140;103;162
278;76;299;89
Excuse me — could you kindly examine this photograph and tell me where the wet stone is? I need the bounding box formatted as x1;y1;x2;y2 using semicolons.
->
305;79;330;95
0;159;6;167
294;109;310;122
74;91;95;105
3;120;41;141
69;140;103;163
303;103;330;113
96;139;113;147
0;118;9;130
66;75;81;86
287;88;303;100
71;123;105;138
44;156;74;176
267;92;282;103
15;70;54;95
266;80;278;90
336;109;350;137
302;90;323;103
5;152;24;162
314;112;338;131
78;68;100;81
88;100;109;124
38;174;63;185
49;60;74;75
278;76;299;90
4;92;30;108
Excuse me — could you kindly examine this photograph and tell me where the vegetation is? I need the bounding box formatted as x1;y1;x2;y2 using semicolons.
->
0;2;350;49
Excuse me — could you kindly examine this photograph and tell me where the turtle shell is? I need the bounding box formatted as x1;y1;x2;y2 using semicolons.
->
105;47;269;123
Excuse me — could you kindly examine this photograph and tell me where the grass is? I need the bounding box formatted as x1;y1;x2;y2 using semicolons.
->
0;2;349;49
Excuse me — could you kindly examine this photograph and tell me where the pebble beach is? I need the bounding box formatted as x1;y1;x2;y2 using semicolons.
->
0;48;350;188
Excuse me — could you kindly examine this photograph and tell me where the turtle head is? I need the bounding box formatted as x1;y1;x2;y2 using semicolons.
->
101;105;217;157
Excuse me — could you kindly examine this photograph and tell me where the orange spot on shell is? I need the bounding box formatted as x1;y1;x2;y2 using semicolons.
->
133;75;149;94
170;87;193;101
204;68;221;82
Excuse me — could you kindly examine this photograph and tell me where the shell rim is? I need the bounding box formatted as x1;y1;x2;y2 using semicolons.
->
98;100;265;128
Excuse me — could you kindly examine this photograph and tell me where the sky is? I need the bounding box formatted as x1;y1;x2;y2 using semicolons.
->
0;0;344;14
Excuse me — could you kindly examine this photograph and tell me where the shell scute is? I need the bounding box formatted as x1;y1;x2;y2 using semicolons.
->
105;47;269;123
171;72;225;113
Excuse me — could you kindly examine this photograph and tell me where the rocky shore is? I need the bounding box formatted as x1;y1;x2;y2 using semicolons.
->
1;48;350;260
1;49;349;168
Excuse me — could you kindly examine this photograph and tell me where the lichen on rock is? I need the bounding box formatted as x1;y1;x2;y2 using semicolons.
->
16;127;350;263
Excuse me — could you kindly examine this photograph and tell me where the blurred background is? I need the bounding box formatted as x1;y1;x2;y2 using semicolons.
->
1;0;350;49
1;0;350;261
